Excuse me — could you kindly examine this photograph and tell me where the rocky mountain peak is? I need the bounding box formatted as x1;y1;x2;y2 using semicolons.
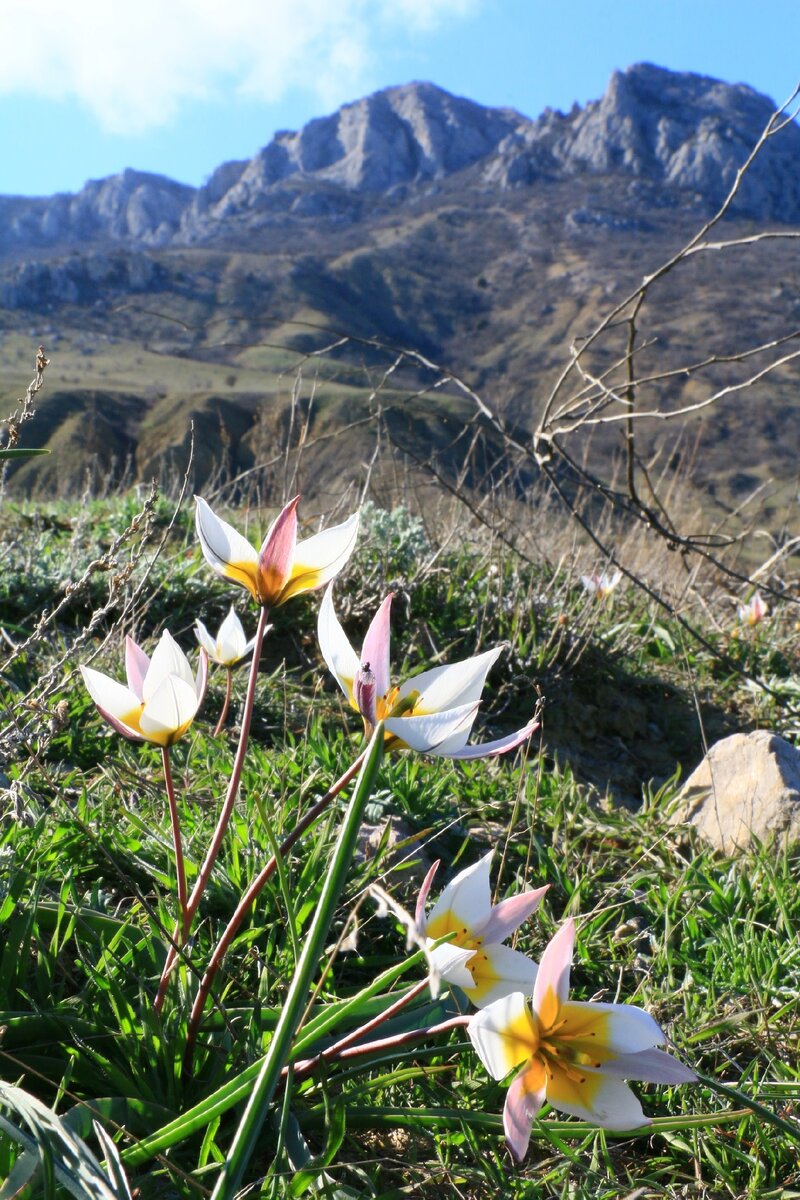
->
488;63;800;221
184;82;524;232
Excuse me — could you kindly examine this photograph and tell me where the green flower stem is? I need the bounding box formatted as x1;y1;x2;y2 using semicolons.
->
181;744;368;1068
161;746;188;943
209;722;385;1200
212;667;233;737
154;603;270;1013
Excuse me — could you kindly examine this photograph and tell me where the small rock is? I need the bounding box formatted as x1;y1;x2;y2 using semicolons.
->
670;730;800;852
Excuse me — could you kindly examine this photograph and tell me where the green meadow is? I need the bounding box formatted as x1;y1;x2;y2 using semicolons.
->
0;491;799;1199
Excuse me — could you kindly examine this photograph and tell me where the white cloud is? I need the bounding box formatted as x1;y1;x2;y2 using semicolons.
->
0;0;481;135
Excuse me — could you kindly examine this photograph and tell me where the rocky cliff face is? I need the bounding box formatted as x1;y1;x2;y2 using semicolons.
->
0;170;193;253
487;64;800;221
2;65;798;261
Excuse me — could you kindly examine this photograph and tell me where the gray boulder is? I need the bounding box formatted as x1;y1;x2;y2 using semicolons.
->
670;729;800;852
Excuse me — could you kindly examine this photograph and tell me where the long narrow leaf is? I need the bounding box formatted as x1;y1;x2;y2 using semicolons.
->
210;724;385;1200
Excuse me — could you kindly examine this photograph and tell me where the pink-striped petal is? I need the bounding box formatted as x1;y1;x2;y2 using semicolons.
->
81;666;140;723
479;885;549;944
596;1048;697;1084
257;496;299;605
124;637;149;700
446;716;539;761
360;593;393;699
95;706;145;742
504;1060;547;1162
80;666;144;742
415;859;440;931
533;919;574;1021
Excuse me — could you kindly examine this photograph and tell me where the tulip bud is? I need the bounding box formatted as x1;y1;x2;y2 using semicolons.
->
354;661;377;728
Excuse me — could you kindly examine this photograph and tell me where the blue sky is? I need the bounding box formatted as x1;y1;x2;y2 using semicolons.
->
2;0;798;197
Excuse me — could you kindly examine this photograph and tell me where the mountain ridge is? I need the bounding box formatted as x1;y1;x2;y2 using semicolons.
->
2;63;799;258
1;62;799;520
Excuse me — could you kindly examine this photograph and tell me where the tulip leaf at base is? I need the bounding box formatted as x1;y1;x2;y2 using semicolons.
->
209;723;385;1200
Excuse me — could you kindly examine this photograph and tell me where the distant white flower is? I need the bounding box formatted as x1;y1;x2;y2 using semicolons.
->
195;607;257;666
581;571;622;600
738;592;768;627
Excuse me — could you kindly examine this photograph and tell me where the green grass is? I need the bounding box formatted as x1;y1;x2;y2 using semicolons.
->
0;494;799;1198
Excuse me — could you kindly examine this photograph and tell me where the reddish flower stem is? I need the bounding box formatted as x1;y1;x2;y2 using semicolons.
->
154;604;270;1013
289;977;430;1081
212;667;233;737
161;745;188;942
288;1014;470;1082
181;746;367;1070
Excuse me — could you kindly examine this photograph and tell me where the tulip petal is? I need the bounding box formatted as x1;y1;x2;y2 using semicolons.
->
533;919;574;1027
95;706;145;742
385;702;479;754
124;637;150;700
195;496;260;597
139;676;200;745
556;1000;666;1057
425;850;493;938
398;647;503;714
428;942;477;990
468;991;539;1080
280;510;360;604
479;885;549;944
257;496;299;605
596;1048;697;1084
415;859;440;931
81;666;140;723
446;716;539;761
216;606;248;662
195;648;209;704
464;943;539;1008
144;630;195;701
194;619;218;661
80;666;145;741
504;1060;546;1162
546;1067;648;1130
360;593;393;699
318;584;360;708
